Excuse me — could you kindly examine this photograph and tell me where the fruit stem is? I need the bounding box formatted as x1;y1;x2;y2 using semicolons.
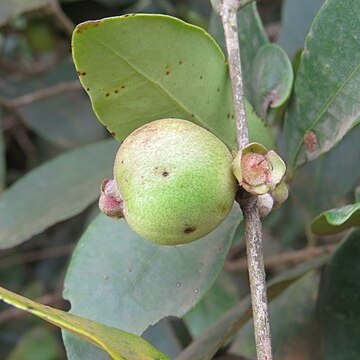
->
214;1;273;359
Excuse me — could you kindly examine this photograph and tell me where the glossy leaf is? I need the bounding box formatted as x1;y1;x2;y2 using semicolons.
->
318;229;360;359
63;206;241;359
278;0;324;56
176;256;328;360
0;127;5;193
0;139;118;249
0;0;48;26
0;59;105;149
285;0;360;170
72;14;273;150
251;44;293;119
292;125;360;217
143;319;183;359
208;2;268;99
64;318;182;360
0;286;169;360
312;202;360;236
183;272;239;338
231;272;319;359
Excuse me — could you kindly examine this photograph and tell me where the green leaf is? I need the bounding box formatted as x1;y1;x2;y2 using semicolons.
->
176;256;328;360
72;14;273;150
230;272;319;358
64;317;182;360
318;229;360;359
251;44;293;119
208;2;268;99
311;202;360;236
278;0;324;56
292;125;360;217
143;319;183;359
7;327;62;360
62;206;241;358
64;318;183;360
0;59;105;149
0;126;5;193
0;286;169;360
183;272;239;338
0;139;118;250
0;0;49;26
284;0;360;170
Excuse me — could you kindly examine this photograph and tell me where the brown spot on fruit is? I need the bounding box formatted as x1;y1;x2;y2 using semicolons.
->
179;60;183;64
106;93;110;97
115;90;119;94
184;226;196;234
166;71;170;75
304;131;317;153
121;85;125;89
162;171;169;177
200;75;203;80
81;72;86;76
110;132;115;137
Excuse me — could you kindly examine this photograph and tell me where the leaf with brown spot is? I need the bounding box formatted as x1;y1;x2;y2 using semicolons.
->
72;14;274;150
285;0;360;169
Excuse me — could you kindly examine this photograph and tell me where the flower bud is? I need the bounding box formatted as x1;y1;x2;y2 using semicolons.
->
271;181;289;209
232;143;286;195
98;179;124;219
257;193;274;218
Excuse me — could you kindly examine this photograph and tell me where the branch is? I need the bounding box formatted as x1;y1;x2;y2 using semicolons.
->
214;0;273;359
0;81;82;109
225;243;337;272
0;243;75;270
218;0;249;149
49;0;75;36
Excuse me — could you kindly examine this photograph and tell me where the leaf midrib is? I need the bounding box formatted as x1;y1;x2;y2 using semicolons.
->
89;36;222;141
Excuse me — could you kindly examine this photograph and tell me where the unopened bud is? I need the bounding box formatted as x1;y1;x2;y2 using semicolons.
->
98;179;124;219
257;193;274;218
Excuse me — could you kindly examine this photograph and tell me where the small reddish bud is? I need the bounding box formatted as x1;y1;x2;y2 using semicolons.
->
98;179;124;219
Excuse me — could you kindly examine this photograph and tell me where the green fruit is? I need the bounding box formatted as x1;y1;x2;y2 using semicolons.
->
111;118;237;245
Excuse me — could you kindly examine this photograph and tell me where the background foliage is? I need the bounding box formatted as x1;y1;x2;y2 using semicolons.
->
0;0;359;359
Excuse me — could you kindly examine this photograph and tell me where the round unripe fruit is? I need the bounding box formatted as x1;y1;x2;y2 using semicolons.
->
113;118;237;245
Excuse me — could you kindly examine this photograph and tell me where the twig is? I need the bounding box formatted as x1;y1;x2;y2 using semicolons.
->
214;0;273;359
11;125;38;162
0;81;82;109
225;243;337;272
49;0;75;36
218;1;249;149
0;243;75;270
